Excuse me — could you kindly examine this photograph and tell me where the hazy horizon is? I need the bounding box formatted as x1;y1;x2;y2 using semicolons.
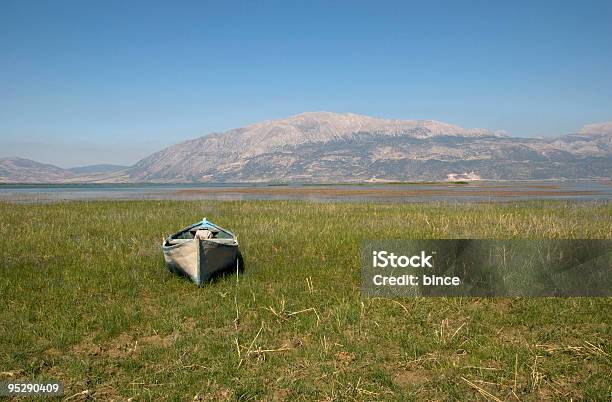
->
2;1;611;167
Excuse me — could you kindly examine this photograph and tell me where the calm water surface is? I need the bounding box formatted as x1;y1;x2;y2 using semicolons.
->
0;181;610;203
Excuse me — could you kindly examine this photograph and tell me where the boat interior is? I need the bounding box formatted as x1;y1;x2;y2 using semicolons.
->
165;224;236;246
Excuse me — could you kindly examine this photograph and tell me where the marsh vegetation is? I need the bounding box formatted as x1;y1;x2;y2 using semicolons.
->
0;200;610;400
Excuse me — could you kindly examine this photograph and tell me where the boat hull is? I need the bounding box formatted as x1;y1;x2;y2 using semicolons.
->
163;239;238;285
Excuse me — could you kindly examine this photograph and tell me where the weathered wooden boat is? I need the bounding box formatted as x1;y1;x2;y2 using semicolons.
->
162;218;240;285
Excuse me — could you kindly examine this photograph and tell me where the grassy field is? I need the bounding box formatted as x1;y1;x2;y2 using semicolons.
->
0;200;610;401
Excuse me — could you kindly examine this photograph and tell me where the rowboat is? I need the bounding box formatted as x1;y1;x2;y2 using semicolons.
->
162;218;240;285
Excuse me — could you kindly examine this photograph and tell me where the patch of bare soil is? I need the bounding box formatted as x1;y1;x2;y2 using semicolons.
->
71;335;104;356
494;298;515;313
182;317;197;331
103;333;135;359
282;335;308;349
89;384;123;401
71;332;177;359
393;369;431;387
140;333;177;348
498;325;530;347
334;351;356;366
193;389;233;401
271;388;290;401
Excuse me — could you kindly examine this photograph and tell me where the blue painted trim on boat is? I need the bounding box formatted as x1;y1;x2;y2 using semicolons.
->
199;218;236;238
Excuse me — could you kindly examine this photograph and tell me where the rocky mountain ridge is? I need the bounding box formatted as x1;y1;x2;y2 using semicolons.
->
1;112;610;183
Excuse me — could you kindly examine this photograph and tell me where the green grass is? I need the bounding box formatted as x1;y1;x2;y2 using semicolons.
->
0;200;610;400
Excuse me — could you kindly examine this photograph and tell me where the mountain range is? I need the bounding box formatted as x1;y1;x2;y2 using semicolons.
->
1;112;611;183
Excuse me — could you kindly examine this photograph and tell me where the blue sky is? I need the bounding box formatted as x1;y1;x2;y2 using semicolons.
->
1;0;611;167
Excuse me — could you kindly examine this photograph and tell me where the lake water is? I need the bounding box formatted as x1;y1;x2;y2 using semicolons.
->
0;181;610;203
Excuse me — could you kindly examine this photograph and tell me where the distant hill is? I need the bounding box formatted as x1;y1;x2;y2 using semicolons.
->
0;158;126;183
0;157;75;183
1;112;611;183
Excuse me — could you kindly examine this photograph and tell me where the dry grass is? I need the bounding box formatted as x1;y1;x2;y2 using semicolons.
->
0;200;610;400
